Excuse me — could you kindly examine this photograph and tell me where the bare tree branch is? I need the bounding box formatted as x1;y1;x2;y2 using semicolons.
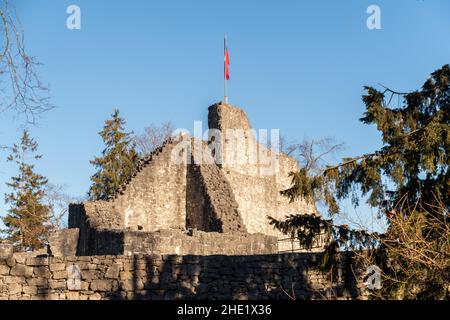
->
0;0;53;125
134;121;174;156
282;136;345;175
43;184;80;230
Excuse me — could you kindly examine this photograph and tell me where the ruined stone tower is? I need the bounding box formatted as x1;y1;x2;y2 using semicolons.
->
54;103;317;257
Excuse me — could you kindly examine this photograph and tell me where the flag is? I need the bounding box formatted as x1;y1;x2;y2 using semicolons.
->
224;37;230;80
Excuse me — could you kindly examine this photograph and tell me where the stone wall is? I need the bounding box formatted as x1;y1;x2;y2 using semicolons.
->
48;229;79;257
69;138;190;233
0;250;368;300
208;103;317;251
186;140;246;233
67;102;324;256
57;227;277;257
122;230;276;256
195;143;246;232
115;139;188;232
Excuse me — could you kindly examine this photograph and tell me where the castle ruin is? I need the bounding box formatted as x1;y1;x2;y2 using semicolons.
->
52;102;318;257
0;103;369;301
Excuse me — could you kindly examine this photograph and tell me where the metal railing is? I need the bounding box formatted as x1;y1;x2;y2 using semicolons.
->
277;232;330;253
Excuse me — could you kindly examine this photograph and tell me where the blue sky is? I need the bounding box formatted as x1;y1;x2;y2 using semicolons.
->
1;0;449;231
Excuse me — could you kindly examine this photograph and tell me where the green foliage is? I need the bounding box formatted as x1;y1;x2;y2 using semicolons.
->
268;214;378;256
89;109;139;200
275;65;450;299
268;213;332;250
2;130;50;251
269;214;378;293
283;65;450;216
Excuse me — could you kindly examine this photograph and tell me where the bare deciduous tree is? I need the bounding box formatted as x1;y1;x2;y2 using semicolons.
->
355;198;450;299
0;0;52;124
134;121;174;156
44;184;80;231
281;136;345;175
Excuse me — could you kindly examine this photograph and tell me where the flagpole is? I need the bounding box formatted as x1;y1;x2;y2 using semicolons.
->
224;35;228;104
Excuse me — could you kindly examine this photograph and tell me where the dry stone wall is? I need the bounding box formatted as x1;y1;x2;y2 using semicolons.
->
0;248;368;300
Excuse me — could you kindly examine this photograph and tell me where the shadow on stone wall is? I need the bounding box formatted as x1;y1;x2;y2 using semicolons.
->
1;246;365;300
102;253;363;300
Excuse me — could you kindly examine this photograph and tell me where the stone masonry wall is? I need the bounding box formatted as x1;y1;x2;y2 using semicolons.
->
68;104;317;250
55;227;277;257
122;230;276;256
194;139;246;232
0;249;368;300
186;140;246;233
69;139;190;234
115;139;188;232
208;103;317;251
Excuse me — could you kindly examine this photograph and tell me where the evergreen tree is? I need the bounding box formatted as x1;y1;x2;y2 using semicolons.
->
283;64;450;216
89;109;139;200
2;130;50;251
276;65;450;299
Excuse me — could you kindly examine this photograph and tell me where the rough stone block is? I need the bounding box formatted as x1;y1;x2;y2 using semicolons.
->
26;257;49;267
6;256;16;267
52;270;67;280
8;283;22;295
22;286;38;295
81;270;101;281
89;293;102;300
49;263;66;272
13;253;27;264
47;228;79;257
4;276;26;284
66;292;80;300
90;280;112;292
0;265;10;275
10;264;33;277
49;280;66;290
105;264;120;279
47;293;60;300
119;271;133;281
26;278;48;286
34;267;51;278
0;243;13;259
79;294;90;300
119;278;144;291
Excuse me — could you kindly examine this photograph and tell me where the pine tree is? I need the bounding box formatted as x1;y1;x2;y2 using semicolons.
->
283;64;450;216
2;130;50;251
89;109;139;200
276;65;450;299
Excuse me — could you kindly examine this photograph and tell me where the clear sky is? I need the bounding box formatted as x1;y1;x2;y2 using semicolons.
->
1;0;449;231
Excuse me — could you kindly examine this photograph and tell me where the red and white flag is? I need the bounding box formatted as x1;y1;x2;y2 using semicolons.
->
224;37;230;80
